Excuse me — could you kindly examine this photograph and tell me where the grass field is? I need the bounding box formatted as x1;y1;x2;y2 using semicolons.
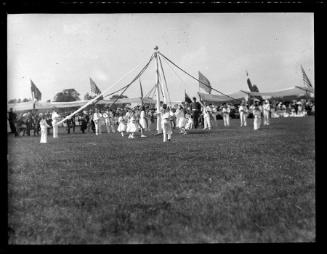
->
7;117;315;244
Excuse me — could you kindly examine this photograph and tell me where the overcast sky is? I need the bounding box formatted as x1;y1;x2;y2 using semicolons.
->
7;13;314;102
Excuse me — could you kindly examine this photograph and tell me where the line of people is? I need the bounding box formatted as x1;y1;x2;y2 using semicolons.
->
9;96;312;144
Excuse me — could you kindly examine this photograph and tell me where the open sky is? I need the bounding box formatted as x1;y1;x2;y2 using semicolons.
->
7;13;314;102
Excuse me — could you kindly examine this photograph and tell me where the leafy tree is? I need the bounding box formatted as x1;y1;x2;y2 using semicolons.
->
8;99;17;104
84;92;96;100
53;89;81;102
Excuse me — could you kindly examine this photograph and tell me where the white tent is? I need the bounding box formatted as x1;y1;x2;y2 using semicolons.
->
7;97;156;112
240;86;314;98
198;91;247;103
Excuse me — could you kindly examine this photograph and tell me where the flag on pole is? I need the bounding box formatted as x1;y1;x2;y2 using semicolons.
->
198;71;212;94
30;80;42;101
301;65;313;88
90;78;103;102
90;78;102;95
185;91;192;103
246;72;259;92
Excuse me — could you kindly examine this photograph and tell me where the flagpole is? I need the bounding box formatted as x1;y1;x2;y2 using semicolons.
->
155;46;162;134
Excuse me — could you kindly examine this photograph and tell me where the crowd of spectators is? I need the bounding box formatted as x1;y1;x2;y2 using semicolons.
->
7;98;314;137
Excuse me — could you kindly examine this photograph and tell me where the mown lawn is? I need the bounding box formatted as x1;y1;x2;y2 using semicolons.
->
7;117;315;244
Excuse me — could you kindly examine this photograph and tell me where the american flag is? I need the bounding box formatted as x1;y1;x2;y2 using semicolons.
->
301;65;312;88
198;71;212;94
90;78;102;95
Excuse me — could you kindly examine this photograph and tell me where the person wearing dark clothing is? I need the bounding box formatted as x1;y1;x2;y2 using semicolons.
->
25;112;33;136
190;97;201;129
80;114;88;133
46;115;52;135
66;117;72;134
71;115;76;133
32;114;40;136
8;108;18;136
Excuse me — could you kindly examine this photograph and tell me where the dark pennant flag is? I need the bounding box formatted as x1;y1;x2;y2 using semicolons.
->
30;80;42;101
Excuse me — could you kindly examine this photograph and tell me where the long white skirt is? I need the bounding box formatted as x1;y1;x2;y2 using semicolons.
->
177;117;187;129
139;118;147;129
40;127;48;143
126;122;138;133
254;117;261;130
117;122;127;132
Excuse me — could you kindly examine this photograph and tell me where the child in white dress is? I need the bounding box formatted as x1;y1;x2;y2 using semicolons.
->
117;113;127;136
175;105;187;134
184;112;193;132
39;114;50;143
126;111;139;139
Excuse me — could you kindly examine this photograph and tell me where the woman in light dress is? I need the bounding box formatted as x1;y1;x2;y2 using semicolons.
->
40;113;50;143
139;106;147;138
117;113;127;137
252;104;262;130
51;109;60;138
175;105;187;134
126;110;139;139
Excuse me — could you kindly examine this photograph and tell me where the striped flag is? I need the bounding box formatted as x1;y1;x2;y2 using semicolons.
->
30;80;42;101
90;78;102;95
198;71;212;94
301;65;312;88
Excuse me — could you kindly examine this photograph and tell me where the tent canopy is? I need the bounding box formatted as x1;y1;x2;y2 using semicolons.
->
7;97;156;112
198;91;246;103
240;86;313;98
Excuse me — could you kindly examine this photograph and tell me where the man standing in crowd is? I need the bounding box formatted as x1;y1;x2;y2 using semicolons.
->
263;99;271;126
239;101;248;127
190;97;201;129
93;108;102;135
222;103;231;127
8;108;18;137
51;108;60;138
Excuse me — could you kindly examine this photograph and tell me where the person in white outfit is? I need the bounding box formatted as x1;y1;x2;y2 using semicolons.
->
117;113;127;136
126;111;139;139
103;111;111;134
39;114;50;143
158;104;173;142
51;109;60;138
175;105;187;134
93;108;102;135
239;101;248;127
139;106;147;138
203;104;212;130
108;110;116;133
222;104;231;127
263;100;271;126
253;104;262;130
184;111;193;132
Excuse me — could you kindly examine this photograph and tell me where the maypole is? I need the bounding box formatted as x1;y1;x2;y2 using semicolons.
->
154;46;162;134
